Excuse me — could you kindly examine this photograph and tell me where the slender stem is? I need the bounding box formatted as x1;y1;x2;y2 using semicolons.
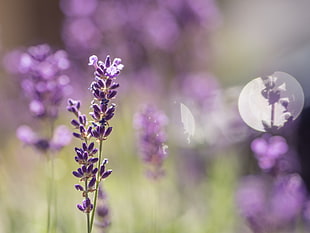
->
85;179;91;233
152;181;160;233
271;102;275;128
90;140;103;232
46;152;54;233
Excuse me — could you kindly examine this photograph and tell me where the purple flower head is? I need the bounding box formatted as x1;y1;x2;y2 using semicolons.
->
236;176;268;233
16;125;72;153
251;134;288;172
14;44;71;119
95;186;111;230
67;98;81;117
50;125;72;150
87;55;123;111
72;164;98;181
236;174;306;233
269;174;306;225
60;0;219;58
77;197;93;213
88;55;124;79
180;73;219;110
134;104;168;179
60;0;98;17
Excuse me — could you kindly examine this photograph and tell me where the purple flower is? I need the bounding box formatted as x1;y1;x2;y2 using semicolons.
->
95;186;111;230
67;54;122;226
14;44;71;119
16;125;71;152
89;54;124;79
11;44;72;155
236;174;306;233
77;198;94;213
251;134;288;172
50;125;72;150
180;73;219;110
59;0;220;101
134;104;168;179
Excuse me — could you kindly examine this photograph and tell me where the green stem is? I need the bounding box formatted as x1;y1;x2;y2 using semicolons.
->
89;140;103;232
85;179;91;233
46;153;54;233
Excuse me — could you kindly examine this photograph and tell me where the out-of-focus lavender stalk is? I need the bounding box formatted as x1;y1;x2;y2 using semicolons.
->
134;105;168;179
67;54;123;233
237;174;306;233
15;44;72;153
95;186;111;232
12;44;72;233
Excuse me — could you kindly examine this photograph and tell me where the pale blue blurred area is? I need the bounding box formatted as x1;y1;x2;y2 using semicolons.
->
212;0;310;98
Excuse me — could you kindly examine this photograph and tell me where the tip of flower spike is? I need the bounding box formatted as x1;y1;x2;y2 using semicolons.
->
88;55;98;66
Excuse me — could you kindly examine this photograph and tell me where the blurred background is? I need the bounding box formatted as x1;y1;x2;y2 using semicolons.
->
0;0;310;232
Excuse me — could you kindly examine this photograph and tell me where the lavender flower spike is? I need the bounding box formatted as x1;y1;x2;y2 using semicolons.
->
67;54;123;233
134;104;168;179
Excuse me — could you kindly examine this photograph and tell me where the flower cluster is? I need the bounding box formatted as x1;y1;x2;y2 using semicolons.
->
15;44;72;153
17;124;72;153
60;0;219;56
17;44;71;119
237;174;306;233
67;55;123;230
59;0;220;99
251;134;288;173
134;105;168;179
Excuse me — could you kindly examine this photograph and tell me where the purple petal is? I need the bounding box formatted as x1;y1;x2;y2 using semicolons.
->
87;164;94;173
82;142;88;151
88;142;94;151
73;132;81;139
104;127;113;138
101;170;112;179
73;171;83;178
75;184;84;191
88;177;96;188
71;119;80;127
88;157;99;163
77;204;85;212
110;83;120;89
105;55;111;67
107;90;117;99
16;125;37;145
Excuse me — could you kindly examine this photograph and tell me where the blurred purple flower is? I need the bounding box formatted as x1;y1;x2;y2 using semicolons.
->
60;0;97;17
11;44;72;155
134;105;168;179
50;125;72;150
95;186;111;231
270;174;306;224
251;134;288;172
180;73;219;109
60;0;219;55
237;174;306;233
59;0;220;98
16;125;72;153
12;44;71;119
